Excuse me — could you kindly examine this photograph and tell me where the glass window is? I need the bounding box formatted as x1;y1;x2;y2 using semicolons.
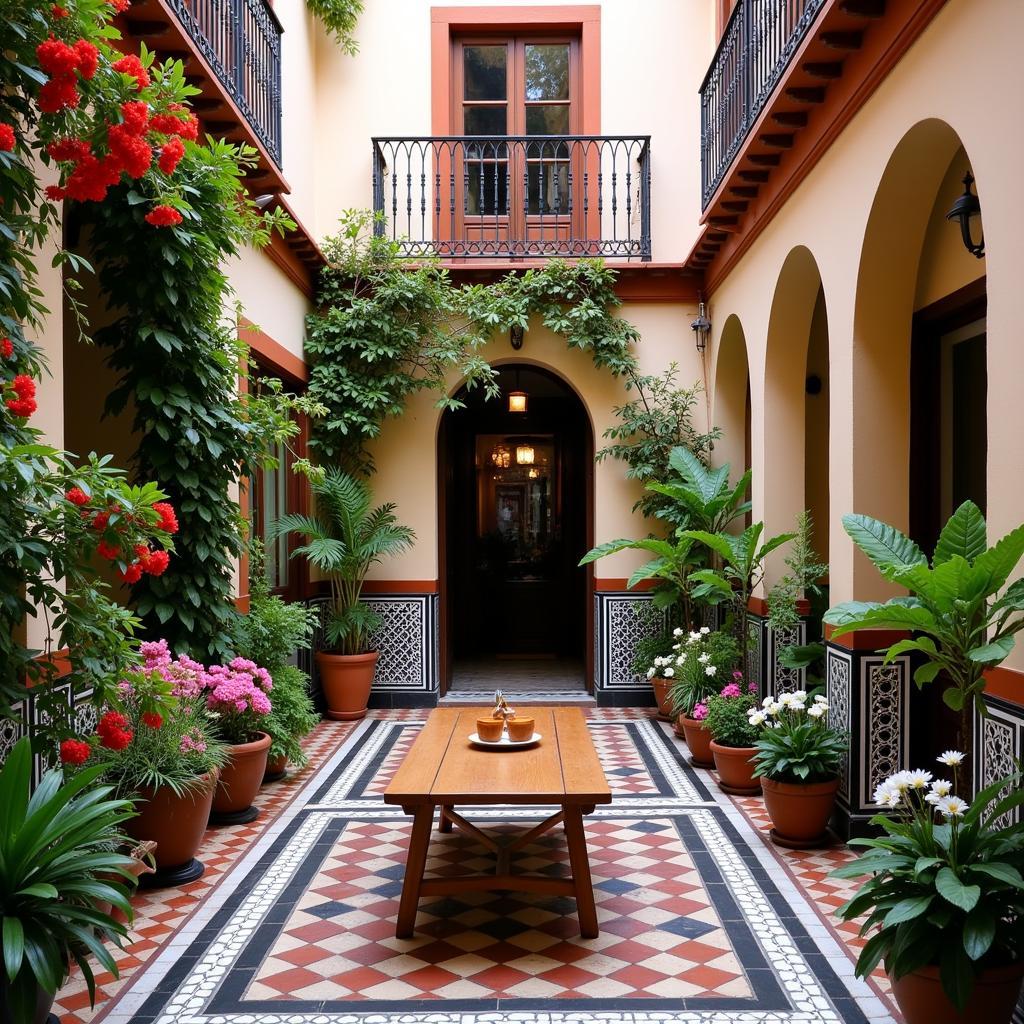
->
525;105;570;135
524;44;569;100
464;45;507;100
463;105;508;135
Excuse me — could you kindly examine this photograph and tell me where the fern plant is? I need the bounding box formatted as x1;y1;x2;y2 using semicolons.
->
274;470;415;656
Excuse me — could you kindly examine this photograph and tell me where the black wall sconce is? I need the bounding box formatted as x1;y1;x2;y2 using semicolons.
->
945;172;985;259
690;301;711;354
510;323;524;350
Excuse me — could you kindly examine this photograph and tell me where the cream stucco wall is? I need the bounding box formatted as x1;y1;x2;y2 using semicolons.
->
228;246;311;359
312;0;712;259
364;302;706;581
704;0;1020;652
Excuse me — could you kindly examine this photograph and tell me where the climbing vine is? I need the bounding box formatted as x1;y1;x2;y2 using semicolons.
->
305;0;363;55
307;210;641;473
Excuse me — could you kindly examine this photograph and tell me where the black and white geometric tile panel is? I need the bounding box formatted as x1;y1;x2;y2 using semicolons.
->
100;713;896;1024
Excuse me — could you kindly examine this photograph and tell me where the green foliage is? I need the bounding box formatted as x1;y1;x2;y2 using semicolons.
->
667;628;741;717
0;738;138;1015
305;0;363;54
703;690;759;748
306;210;640;472
83;140;304;659
597;366;720;521
832;767;1024;1009
275;469;415;655
823;501;1024;775
750;692;847;782
262;665;319;767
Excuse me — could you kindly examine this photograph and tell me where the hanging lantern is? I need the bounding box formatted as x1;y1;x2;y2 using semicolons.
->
516;444;535;466
508;390;528;413
490;444;511;469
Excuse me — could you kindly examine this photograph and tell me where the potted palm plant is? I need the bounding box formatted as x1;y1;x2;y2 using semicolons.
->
275;469;415;721
748;691;848;847
0;738;138;1023
833;759;1024;1023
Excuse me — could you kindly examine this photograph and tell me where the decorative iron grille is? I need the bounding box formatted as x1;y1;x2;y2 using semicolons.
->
168;0;282;166
372;135;651;260
699;0;826;208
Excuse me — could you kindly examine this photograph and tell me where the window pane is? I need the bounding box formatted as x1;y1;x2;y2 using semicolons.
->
527;162;569;214
464;105;507;135
467;161;509;216
464;45;506;101
525;44;569;100
525;104;570;135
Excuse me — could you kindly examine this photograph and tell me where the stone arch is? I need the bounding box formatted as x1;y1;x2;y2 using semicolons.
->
712;313;751;487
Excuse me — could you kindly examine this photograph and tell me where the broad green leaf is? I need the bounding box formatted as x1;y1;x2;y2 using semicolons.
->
933;501;987;566
942;687;965;711
823;599;938;637
967;862;1024;889
963;906;996;960
935;866;980;912
967;635;1015;664
913;661;942;687
884;894;933;926
679;529;734;564
843;514;927;570
940;941;975;1011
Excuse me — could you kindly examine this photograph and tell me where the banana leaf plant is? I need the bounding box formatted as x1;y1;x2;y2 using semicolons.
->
579;450;750;632
822;501;1024;787
0;738;138;1018
680;523;796;685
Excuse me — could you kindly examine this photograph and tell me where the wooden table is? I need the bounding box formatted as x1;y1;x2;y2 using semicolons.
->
383;706;612;939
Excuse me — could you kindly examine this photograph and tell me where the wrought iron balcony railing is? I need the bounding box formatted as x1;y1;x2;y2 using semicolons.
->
700;0;825;208
372;136;651;261
168;0;283;166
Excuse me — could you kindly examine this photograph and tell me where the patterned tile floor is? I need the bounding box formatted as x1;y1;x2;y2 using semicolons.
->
53;709;901;1024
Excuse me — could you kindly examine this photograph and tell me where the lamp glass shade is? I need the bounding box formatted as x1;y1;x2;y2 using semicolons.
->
508;391;528;413
490;445;511;469
516;445;535;466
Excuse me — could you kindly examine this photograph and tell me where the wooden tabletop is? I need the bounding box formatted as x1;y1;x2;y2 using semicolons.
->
383;707;612;807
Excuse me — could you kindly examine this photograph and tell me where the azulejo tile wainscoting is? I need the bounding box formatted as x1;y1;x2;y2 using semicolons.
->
88;709;896;1024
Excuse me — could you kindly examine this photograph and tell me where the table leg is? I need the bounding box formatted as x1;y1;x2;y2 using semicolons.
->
563;806;599;939
439;805;453;833
396;806;434;938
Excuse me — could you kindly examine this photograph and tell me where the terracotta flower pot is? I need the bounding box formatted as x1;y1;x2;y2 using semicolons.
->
710;740;761;795
889;961;1024;1024
761;776;839;848
211;732;271;825
263;754;288;783
678;715;715;769
316;650;378;721
0;982;55;1024
125;772;217;886
651;678;674;721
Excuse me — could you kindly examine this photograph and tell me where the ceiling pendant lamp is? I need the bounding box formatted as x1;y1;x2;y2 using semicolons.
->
515;444;535;466
508;368;527;413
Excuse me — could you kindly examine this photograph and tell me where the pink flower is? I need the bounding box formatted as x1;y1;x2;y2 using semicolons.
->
692;702;708;721
720;683;742;698
748;680;758;694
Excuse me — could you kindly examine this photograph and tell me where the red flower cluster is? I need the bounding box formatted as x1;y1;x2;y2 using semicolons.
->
97;710;133;750
109;0;131;12
36;37;98;113
91;509;111;531
141;711;163;729
6;374;37;418
97;539;121;560
112;53;149;91
51;4;70;17
45;185;66;201
119;542;170;582
0;124;14;152
144;204;182;227
158;137;185;175
152;501;178;533
149;104;199;142
59;738;92;766
0;338;12;359
65;486;90;506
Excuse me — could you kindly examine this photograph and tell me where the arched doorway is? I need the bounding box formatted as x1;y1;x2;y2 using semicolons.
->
712;313;752;494
439;365;593;696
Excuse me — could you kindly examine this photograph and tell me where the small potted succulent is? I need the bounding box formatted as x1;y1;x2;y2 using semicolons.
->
748;690;848;847
705;678;761;794
833;756;1024;1024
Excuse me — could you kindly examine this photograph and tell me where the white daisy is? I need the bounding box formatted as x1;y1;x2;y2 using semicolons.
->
663;667;674;677
937;796;969;819
814;693;828;704
646;667;656;680
873;781;894;805
791;690;808;703
906;770;932;790
704;665;717;677
930;779;952;797
673;627;684;638
698;652;710;664
807;704;825;719
689;631;701;641
762;695;775;708
883;791;902;809
700;626;710;635
778;693;795;708
748;711;767;726
764;700;782;716
937;750;965;767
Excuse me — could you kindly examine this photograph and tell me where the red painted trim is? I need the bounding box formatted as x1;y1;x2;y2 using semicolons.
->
239;318;308;383
594;578;657;593
984;665;1024;708
748;596;809;617
823;624;909;651
361;580;440;595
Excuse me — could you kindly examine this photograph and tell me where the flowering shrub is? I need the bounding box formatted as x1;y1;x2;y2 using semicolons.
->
205;658;273;744
833;756;1024;1009
748;690;847;783
661;626;740;717
703;681;760;748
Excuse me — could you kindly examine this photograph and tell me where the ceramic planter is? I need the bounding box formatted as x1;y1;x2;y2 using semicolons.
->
761;776;839;848
316;650;378;721
263;754;288;784
651;678;674;721
125;771;217;887
710;740;761;795
0;982;56;1024
211;732;271;825
888;961;1024;1024
678;715;714;768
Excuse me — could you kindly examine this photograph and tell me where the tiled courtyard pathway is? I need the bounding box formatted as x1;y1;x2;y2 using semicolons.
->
55;709;900;1024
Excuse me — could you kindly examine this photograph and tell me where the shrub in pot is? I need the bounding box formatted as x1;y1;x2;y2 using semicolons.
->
260;666;319;780
62;643;227;887
275;469;415;721
704;680;761;795
1;738;138;1022
748;690;848;847
833;758;1024;1024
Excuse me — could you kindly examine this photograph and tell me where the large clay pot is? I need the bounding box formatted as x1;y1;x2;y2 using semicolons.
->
125;772;217;886
761;776;839;848
710;740;761;795
211;732;271;825
889;961;1024;1024
651;678;673;721
316;650;378;721
263;753;288;783
678;715;714;769
0;982;55;1024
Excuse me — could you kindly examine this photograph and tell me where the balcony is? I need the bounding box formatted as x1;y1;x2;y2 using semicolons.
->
371;135;651;262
